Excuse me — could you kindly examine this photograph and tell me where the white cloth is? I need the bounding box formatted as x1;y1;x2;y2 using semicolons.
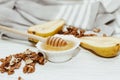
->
0;0;120;39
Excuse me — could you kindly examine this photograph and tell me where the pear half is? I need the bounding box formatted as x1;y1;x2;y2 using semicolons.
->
80;37;120;58
28;19;65;43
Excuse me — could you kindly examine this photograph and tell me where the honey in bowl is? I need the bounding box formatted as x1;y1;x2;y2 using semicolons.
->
41;40;75;51
36;35;80;63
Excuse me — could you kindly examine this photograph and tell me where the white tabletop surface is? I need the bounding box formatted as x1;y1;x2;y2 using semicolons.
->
0;38;120;80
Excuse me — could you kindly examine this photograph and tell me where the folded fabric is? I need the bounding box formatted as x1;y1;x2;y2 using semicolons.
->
0;0;15;8
99;0;120;13
0;0;120;39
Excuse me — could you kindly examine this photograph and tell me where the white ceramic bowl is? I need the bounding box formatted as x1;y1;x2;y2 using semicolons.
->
36;35;80;63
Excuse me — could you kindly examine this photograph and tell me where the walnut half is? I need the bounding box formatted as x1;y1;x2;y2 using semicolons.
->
23;63;35;73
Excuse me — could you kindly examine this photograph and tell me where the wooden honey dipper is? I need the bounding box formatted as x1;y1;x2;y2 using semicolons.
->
47;36;67;47
0;26;67;47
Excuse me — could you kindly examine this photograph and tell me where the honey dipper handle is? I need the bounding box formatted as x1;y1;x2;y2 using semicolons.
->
0;25;46;42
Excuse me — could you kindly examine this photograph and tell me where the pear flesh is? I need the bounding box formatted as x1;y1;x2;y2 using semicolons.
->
28;19;65;43
80;37;120;58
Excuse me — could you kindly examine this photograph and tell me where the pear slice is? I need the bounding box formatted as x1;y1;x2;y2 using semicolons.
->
80;37;120;58
28;19;65;43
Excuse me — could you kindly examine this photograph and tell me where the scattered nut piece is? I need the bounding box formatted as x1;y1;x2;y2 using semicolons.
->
23;63;35;73
13;62;21;69
8;67;14;75
25;59;33;64
9;56;16;66
38;57;44;65
24;49;32;54
37;52;46;65
103;33;107;37
18;76;24;80
84;34;97;37
93;28;101;33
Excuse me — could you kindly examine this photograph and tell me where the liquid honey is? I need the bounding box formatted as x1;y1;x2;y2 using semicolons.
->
41;40;75;51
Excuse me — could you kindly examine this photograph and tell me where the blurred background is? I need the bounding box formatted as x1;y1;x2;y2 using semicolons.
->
0;0;120;39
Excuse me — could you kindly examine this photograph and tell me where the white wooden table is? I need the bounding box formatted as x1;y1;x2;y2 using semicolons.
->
0;38;120;80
